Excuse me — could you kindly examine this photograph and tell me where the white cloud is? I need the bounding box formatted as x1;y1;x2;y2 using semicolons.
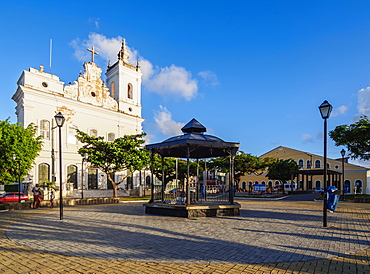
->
71;33;199;101
356;87;370;117
198;70;219;86
331;105;348;117
154;106;184;136
144;64;198;101
301;134;314;143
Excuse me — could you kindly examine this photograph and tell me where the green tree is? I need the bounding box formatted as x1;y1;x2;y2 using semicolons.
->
76;129;150;197
0;120;43;184
150;156;202;189
266;159;300;194
329;116;370;160
208;152;274;190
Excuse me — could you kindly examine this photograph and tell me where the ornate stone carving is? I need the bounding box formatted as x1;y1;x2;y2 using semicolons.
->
63;62;117;111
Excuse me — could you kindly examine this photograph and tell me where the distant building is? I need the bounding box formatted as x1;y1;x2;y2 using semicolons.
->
240;146;369;194
12;40;150;197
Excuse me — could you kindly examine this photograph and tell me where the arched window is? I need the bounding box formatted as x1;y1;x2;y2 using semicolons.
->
315;180;321;188
275;181;279;186
268;181;273;188
108;133;115;142
89;129;98;137
261;181;266;185
67;165;78;189
315;160;321;168
40;120;50;140
307;160;311;169
344;179;351;194
68;125;78;144
327;163;330;169
355;180;363;194
298;159;304;168
110;82;115;98
242;181;247;190
127;83;133;99
38;163;50;184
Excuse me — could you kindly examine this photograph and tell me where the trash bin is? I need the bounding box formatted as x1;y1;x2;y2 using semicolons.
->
326;186;340;212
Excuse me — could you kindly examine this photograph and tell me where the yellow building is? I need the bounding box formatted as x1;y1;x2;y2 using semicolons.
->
240;146;369;194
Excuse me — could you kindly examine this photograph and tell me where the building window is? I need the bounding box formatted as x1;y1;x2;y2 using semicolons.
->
111;82;115;98
334;165;339;169
88;169;98;189
38;163;50;184
40;120;50;140
242;181;247;190
307;160;311;169
355;180;363;194
344;180;351;194
89;129;98;137
315;180;321;188
108;133;115;142
127;83;133;99
327;163;330;169
68;125;78;144
298;159;304;168
315;160;321;168
67;165;78;189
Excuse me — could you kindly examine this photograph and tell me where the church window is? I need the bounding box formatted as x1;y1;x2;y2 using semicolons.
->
128;84;133;99
68;125;78;144
129;107;132;112
67;165;78;189
40;120;50;140
111;82;115;98
108;133;115;142
91;92;96;97
89;129;98;137
38;163;50;184
315;160;321;168
42;82;48;88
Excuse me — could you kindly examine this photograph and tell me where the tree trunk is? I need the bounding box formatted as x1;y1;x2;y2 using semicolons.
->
107;173;118;198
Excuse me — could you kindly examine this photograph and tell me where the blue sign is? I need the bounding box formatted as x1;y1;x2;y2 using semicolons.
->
254;184;266;192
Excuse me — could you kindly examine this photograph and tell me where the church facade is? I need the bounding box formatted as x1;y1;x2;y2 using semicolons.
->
240;146;370;194
12;40;149;197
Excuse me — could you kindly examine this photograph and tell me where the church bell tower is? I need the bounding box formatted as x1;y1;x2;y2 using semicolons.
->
105;39;142;118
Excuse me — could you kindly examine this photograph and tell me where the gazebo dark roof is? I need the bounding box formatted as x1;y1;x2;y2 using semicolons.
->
145;118;239;158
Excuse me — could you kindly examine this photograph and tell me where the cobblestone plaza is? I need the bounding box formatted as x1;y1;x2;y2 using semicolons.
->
1;199;370;273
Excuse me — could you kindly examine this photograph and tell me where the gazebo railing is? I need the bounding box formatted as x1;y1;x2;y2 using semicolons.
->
152;182;230;204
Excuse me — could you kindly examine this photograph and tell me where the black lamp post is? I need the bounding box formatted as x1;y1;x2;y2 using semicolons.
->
55;112;65;220
319;100;333;227
12;154;21;203
341;149;346;201
81;153;88;199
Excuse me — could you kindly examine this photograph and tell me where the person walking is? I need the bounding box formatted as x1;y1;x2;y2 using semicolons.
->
31;184;41;208
50;190;55;208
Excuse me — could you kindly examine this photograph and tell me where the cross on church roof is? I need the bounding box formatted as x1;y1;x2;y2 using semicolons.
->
87;46;99;63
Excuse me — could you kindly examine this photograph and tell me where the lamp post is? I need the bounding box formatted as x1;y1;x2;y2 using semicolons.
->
341;149;346;201
12;154;21;203
81;153;88;199
55;112;65;220
319;100;333;227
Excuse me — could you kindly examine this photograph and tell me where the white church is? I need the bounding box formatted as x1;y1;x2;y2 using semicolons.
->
12;40;151;197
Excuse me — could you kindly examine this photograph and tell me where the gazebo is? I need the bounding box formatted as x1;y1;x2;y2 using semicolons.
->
145;118;240;217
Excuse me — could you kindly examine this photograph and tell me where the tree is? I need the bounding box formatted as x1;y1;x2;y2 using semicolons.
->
76;129;150;197
329;116;370;160
208;152;274;190
150;155;202;189
0;120;43;184
266;159;300;194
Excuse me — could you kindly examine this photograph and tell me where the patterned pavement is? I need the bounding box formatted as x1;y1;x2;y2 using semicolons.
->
1;199;370;273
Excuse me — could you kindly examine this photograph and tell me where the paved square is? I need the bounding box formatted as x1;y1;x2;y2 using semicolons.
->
6;201;370;265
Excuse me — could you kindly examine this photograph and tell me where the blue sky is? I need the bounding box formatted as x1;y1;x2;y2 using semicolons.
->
2;1;370;165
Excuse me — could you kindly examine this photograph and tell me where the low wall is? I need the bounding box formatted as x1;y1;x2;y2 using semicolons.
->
354;197;370;203
66;189;139;198
0;197;119;211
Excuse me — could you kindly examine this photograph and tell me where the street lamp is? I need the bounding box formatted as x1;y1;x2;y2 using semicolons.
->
55;112;65;220
341;149;346;201
12;154;21;203
81;153;88;199
319;100;333;227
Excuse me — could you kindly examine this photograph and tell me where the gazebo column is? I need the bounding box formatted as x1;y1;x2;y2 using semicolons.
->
161;156;165;202
186;144;190;205
150;150;155;203
196;159;200;202
229;149;236;205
